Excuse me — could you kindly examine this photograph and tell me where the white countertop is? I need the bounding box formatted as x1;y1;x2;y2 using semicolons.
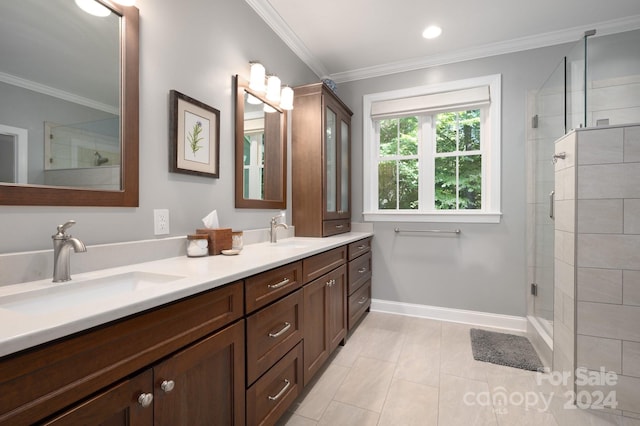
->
0;232;372;358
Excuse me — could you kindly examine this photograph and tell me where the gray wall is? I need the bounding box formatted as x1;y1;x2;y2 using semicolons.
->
338;44;573;317
0;0;317;254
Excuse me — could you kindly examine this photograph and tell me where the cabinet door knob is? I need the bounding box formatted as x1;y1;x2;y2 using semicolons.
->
160;380;175;393
268;322;291;338
137;392;153;408
358;267;367;273
268;379;291;401
268;278;290;289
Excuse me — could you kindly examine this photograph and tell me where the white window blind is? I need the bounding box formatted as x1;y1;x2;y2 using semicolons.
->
370;85;490;119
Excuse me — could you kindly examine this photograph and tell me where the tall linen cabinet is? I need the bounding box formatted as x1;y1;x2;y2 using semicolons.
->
292;82;353;237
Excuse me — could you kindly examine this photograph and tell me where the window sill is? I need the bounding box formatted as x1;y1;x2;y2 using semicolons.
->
363;211;502;224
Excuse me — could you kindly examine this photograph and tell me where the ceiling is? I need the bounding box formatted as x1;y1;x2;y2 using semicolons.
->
247;0;640;83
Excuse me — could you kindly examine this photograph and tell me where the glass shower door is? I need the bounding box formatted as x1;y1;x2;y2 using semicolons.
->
530;57;566;337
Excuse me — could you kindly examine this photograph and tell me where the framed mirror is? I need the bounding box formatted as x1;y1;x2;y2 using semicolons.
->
234;75;286;209
0;0;139;206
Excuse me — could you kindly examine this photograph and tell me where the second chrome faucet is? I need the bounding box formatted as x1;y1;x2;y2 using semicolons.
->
270;215;288;243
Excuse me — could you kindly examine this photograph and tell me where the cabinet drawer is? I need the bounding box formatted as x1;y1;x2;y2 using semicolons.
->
322;219;351;236
302;246;346;284
348;251;371;294
246;290;303;385
348;237;371;261
348;279;371;330
245;261;303;314
246;342;303;426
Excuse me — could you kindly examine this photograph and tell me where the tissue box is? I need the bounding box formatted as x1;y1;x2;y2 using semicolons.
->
196;228;232;255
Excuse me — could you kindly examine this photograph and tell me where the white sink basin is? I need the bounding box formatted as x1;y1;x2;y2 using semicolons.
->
0;271;184;316
270;238;318;249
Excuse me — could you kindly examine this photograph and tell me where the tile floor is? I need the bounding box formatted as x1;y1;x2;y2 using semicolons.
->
277;311;640;426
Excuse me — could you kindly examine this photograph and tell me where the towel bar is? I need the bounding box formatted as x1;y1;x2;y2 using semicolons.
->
393;227;461;235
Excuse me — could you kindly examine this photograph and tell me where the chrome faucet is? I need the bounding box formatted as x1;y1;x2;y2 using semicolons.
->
270;215;289;243
52;220;87;282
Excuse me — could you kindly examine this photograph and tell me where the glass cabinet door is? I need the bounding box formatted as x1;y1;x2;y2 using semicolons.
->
325;106;337;214
339;119;349;214
324;94;351;221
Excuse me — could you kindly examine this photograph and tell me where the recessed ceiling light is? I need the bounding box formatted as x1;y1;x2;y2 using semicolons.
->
422;25;442;39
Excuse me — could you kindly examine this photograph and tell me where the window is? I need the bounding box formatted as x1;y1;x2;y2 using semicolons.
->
363;74;502;223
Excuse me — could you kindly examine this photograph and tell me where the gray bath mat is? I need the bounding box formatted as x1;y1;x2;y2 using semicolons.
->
470;328;543;372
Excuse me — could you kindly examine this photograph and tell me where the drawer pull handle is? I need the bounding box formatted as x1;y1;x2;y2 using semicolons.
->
268;278;290;289
160;380;175;393
326;279;335;287
268;379;291;401
358;296;368;305
137;392;153;408
268;322;291;338
358;267;367;273
357;245;366;249
336;224;344;229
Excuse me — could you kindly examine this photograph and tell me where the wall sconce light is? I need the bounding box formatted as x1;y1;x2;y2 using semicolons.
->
249;62;266;92
247;62;294;111
280;86;294;110
266;75;281;103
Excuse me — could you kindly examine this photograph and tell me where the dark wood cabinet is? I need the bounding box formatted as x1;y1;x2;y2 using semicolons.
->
45;321;245;426
0;282;244;426
246;289;303;385
246;342;303;426
153;320;245;426
303;264;347;386
347;237;372;330
292;82;353;237
1;238;371;426
43;370;154;426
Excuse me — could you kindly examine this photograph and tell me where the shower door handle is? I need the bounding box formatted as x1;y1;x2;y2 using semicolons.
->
549;191;555;219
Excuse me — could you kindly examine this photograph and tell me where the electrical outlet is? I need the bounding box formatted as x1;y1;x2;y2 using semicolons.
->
154;209;170;235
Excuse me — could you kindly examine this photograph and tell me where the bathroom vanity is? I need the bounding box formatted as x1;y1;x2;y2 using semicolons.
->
0;233;372;425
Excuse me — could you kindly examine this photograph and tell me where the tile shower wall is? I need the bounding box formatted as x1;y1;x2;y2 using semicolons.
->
572;125;640;416
553;131;576;395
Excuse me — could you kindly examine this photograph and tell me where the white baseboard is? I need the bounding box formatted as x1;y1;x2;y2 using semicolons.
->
371;299;527;332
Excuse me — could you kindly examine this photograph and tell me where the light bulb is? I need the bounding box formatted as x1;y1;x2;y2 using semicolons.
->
249;63;266;92
266;75;281;103
280;86;294;110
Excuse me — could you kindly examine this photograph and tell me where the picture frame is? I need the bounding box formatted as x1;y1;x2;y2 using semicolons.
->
169;90;220;178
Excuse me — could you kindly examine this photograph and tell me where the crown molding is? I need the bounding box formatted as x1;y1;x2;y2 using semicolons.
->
331;14;640;83
245;0;640;84
245;0;329;79
0;71;119;115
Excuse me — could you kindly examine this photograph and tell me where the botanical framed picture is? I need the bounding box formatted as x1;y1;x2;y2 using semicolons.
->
169;90;220;178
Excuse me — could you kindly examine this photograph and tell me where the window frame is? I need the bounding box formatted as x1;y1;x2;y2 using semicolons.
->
363;74;502;223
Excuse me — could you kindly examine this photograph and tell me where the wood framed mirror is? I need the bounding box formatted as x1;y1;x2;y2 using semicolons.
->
0;0;139;206
234;75;286;209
